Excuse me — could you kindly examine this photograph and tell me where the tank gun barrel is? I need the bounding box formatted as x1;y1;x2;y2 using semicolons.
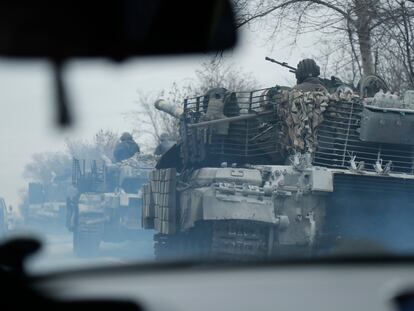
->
187;111;273;128
265;56;297;73
154;99;183;118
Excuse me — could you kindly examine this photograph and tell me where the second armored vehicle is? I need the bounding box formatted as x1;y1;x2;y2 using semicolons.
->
67;156;154;256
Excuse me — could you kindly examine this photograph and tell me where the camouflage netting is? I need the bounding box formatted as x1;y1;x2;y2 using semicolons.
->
278;89;329;155
181;87;340;165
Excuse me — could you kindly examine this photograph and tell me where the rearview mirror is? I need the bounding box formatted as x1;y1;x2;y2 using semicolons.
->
0;0;237;60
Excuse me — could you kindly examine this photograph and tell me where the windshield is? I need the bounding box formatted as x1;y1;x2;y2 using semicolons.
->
1;0;414;273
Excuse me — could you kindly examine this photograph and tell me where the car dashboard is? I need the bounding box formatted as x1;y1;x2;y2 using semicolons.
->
32;260;414;311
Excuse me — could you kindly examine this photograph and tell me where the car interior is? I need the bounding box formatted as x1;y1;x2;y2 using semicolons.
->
1;1;414;310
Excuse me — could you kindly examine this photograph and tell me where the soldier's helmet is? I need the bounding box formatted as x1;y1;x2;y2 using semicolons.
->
120;132;133;141
295;59;320;84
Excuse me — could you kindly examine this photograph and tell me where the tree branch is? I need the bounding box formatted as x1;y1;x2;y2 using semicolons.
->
236;0;352;28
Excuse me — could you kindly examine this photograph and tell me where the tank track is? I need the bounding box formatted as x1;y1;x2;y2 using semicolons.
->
73;215;103;256
210;221;269;260
154;220;271;261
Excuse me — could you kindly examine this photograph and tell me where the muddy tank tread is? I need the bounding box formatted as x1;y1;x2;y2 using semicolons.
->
153;233;172;258
210;221;269;260
153;229;211;259
73;214;104;257
154;220;271;261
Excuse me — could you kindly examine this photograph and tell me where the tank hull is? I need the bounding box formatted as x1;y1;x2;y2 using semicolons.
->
144;165;414;260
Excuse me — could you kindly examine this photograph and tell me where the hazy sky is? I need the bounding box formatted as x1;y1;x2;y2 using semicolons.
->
0;28;317;208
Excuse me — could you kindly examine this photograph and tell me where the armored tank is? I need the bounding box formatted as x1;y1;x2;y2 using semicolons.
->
143;81;414;260
66;155;155;256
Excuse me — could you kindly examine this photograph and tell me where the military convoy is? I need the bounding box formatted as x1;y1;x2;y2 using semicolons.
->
35;57;414;260
142;63;414;260
66;156;154;256
24;181;69;231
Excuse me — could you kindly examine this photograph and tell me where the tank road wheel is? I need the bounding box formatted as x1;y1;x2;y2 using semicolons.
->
154;220;273;261
210;220;269;261
153;233;171;259
153;222;214;261
73;213;104;257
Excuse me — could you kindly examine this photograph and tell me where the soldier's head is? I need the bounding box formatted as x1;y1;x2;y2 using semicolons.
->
295;59;320;84
120;132;133;141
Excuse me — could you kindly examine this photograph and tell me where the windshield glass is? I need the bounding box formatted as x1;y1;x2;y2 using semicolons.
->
1;1;414;273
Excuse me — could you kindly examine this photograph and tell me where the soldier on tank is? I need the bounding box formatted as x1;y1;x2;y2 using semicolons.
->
293;59;328;92
154;133;175;156
113;132;140;163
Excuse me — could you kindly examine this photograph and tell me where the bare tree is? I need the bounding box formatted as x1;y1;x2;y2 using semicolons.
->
376;0;414;90
233;0;413;80
65;129;119;160
24;130;120;185
189;60;259;93
129;84;184;151
23;152;71;185
92;130;119;160
130;61;259;151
